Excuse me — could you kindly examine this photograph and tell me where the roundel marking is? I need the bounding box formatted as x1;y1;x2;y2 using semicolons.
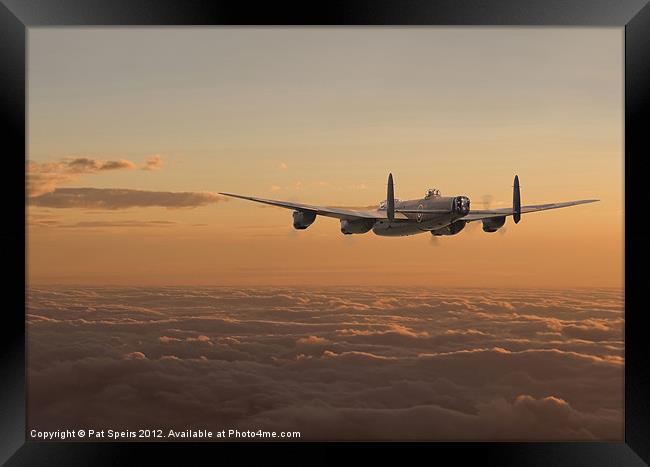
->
417;204;423;222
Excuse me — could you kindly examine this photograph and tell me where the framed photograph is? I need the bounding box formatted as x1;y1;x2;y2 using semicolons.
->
2;0;648;465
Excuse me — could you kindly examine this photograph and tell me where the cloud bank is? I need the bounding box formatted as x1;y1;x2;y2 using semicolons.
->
30;188;227;210
27;287;623;440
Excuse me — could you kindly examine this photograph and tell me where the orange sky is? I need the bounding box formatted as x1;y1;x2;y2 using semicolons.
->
27;28;623;287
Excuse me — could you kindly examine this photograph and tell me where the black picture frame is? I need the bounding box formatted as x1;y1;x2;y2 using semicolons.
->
1;1;647;465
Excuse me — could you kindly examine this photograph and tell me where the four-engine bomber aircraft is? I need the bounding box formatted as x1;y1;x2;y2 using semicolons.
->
219;174;598;237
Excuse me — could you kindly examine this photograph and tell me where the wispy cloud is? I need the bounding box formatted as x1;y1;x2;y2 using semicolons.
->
58;220;179;228
348;183;367;190
30;188;228;210
57;157;137;174
143;155;164;171
28;156;165;197
267;180;369;194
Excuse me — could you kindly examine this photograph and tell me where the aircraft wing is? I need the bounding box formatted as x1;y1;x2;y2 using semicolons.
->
218;192;409;220
461;199;599;222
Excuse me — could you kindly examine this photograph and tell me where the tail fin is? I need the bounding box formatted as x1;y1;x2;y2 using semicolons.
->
387;173;395;222
513;175;521;224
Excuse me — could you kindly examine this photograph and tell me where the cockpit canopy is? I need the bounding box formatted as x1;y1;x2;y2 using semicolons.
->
424;188;441;199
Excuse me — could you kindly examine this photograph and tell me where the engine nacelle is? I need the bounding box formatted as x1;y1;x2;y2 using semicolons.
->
482;216;506;233
292;210;317;230
340;219;375;235
431;220;466;236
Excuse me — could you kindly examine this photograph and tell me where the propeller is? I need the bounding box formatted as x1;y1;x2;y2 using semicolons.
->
481;194;494;210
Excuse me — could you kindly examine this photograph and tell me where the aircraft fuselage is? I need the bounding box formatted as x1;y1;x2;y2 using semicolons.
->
372;195;469;237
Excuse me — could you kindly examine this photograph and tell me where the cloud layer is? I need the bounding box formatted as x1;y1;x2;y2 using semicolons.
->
30;187;227;210
27;287;623;440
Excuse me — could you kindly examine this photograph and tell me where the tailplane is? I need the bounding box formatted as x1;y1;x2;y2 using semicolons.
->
513;175;521;224
387;173;395;222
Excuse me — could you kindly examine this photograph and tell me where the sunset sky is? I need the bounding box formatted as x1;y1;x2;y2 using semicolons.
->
27;28;624;442
27;27;623;287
